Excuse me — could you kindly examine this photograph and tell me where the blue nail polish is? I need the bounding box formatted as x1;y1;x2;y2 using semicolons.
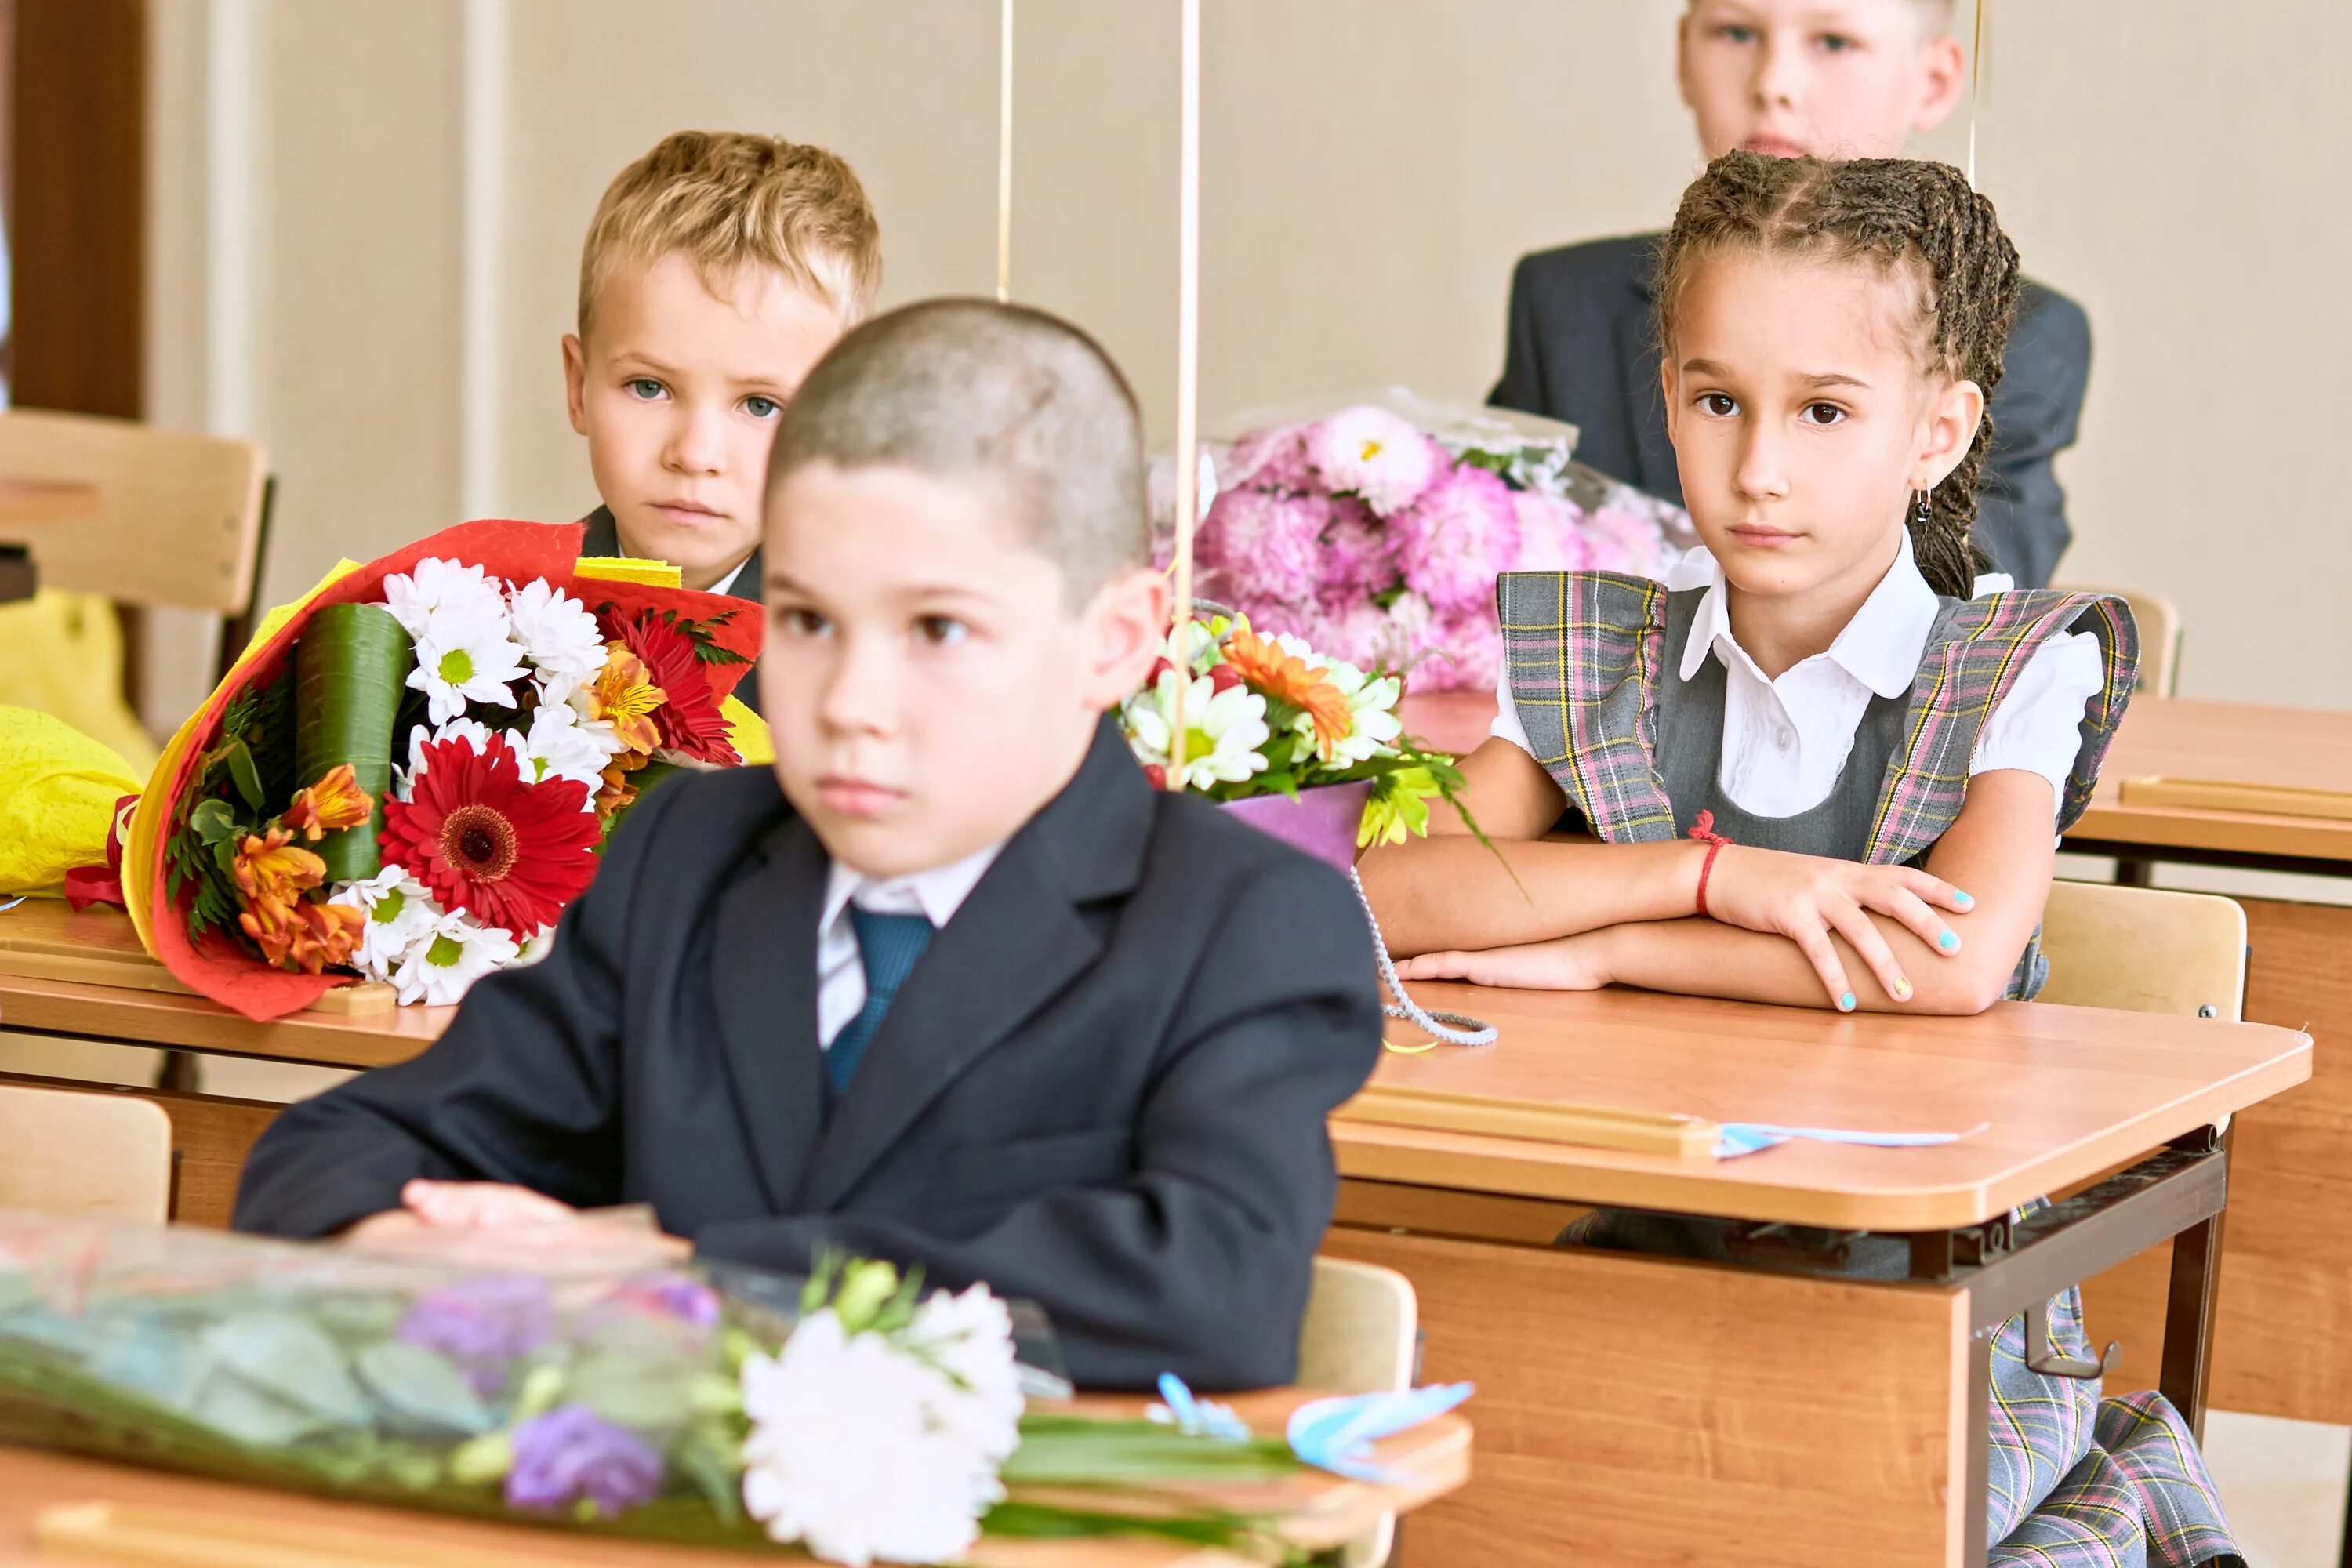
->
1954;891;1975;908
1940;930;1960;951
1838;991;1856;1012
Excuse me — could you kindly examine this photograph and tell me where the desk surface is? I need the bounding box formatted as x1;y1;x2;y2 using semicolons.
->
0;1391;1468;1567
1401;690;2352;867
1338;982;2310;1231
0;478;100;533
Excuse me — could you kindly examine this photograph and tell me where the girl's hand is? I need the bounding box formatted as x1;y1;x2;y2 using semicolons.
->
1701;844;1973;1009
1394;931;1614;992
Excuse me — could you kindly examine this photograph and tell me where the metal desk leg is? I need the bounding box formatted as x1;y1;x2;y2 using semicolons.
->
2158;1126;2230;1443
1965;1320;1994;1568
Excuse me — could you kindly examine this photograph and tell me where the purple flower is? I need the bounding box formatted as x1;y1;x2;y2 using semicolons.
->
506;1402;663;1518
397;1275;553;1396
1219;424;1315;492
1314;498;1400;612
1393;464;1521;617
603;1270;722;1330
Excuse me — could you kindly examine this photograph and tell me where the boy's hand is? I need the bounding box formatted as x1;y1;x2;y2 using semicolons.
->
1395;931;1614;992
399;1179;577;1229
1703;845;1973;1010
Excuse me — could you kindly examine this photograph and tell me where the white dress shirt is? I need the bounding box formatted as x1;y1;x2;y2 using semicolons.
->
1490;533;2104;822
815;842;1004;1048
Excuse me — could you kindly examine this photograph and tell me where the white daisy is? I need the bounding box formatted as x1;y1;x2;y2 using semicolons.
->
506;578;607;695
1123;670;1270;791
391;909;520;1007
399;719;517;800
380;557;508;645
515;699;619;797
408;595;530;728
328;866;439;982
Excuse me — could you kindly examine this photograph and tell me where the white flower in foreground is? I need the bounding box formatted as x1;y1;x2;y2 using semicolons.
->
506;578;607;691
902;1283;1024;1462
1123;670;1270;791
390;909;519;1006
328;865;439;981
740;1307;1011;1567
517;699;619;798
382;557;509;644
1307;406;1439;517
408;595;530;727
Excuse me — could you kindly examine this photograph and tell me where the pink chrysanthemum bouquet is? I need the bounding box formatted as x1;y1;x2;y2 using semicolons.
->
1162;400;1690;692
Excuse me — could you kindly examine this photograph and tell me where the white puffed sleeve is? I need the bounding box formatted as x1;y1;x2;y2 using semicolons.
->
1489;655;1536;757
1968;630;2105;820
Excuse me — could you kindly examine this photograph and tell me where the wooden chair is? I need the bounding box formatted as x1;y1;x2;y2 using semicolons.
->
2036;880;2248;1021
0;408;273;679
1298;1255;1419;1568
0;1080;171;1221
2059;585;2181;699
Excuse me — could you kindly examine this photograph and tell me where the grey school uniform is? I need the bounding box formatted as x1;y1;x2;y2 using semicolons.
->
1501;571;2241;1566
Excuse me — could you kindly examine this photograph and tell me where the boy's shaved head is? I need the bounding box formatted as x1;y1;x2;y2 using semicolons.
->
770;299;1147;603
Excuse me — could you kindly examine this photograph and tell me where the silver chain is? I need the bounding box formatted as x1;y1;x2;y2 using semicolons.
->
1348;869;1497;1048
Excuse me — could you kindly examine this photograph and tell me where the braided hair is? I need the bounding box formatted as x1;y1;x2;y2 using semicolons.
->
1652;153;2022;598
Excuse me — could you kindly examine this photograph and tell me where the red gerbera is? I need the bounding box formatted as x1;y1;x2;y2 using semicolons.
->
608;610;740;766
380;738;601;936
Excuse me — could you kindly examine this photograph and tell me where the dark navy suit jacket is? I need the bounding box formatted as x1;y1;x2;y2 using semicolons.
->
233;720;1382;1390
1489;234;2093;588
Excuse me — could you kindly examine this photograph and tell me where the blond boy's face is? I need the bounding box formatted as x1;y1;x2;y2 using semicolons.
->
1661;249;1979;605
759;463;1167;880
564;253;842;591
1678;0;1963;162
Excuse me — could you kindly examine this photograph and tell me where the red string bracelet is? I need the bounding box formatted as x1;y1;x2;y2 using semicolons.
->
1689;809;1732;918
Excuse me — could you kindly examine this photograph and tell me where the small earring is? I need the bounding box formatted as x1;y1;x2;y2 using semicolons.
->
1912;490;1932;528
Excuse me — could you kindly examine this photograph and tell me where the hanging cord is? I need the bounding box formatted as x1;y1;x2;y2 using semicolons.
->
1348;869;1497;1048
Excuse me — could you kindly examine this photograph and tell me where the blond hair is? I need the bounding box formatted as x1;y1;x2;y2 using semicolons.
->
578;130;880;337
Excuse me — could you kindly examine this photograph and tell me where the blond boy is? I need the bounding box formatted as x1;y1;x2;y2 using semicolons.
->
1491;0;2090;586
564;132;880;711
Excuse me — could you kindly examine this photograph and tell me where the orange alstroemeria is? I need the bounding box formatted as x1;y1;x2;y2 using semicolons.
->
231;826;328;910
596;749;649;821
280;764;375;842
1221;627;1354;758
243;895;365;974
590;643;667;757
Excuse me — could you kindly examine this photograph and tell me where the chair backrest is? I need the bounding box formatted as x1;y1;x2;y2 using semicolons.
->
0;409;267;614
1299;1254;1417;1393
2060;584;2180;698
0;1080;171;1220
1297;1256;1418;1568
2035;880;2247;1021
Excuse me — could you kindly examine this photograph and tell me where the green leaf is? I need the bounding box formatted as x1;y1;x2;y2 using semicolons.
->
355;1340;495;1434
199;1311;369;1425
223;739;264;811
292;602;415;884
190;1369;332;1447
566;1348;696;1436
189;797;238;845
673;1422;746;1523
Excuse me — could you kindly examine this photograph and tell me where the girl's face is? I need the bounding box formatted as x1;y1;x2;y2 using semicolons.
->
1661;247;1980;603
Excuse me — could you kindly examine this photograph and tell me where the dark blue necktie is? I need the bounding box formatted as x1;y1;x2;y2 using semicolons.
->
829;907;934;1094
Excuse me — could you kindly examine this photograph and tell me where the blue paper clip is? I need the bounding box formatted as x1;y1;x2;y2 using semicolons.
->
1145;1372;1251;1442
1286;1381;1475;1483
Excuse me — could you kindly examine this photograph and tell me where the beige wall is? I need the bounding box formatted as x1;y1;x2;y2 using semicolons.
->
143;0;2352;728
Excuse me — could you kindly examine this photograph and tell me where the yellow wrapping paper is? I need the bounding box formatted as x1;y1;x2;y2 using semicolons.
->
0;706;142;895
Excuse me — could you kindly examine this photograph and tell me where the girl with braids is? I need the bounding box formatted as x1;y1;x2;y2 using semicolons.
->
1364;154;2242;1566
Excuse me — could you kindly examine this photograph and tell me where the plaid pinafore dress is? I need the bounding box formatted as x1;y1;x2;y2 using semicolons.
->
1497;571;2244;1568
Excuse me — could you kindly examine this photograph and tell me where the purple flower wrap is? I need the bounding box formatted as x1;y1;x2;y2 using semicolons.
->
396;1274;553;1395
505;1402;663;1517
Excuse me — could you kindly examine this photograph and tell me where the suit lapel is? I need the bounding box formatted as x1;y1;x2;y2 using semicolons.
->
801;717;1152;1211
709;813;829;1209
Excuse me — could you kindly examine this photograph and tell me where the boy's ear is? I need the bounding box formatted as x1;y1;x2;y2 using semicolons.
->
1913;378;1986;492
1079;567;1171;712
1910;32;1969;134
562;334;590;437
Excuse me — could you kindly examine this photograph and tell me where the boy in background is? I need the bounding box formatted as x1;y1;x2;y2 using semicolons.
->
1491;0;2089;586
564;131;883;710
236;300;1383;1391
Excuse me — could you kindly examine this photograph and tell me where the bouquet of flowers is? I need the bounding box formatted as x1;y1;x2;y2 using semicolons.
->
0;1214;1362;1566
1118;609;1471;869
122;520;764;1021
1156;394;1692;692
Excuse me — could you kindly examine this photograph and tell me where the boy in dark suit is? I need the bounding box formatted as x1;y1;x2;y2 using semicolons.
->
564;131;886;713
1491;0;2090;587
234;300;1384;1392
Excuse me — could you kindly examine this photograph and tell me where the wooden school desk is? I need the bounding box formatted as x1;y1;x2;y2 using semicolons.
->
1403;689;2352;1430
1324;981;2309;1567
0;1389;1468;1567
0;901;450;1225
